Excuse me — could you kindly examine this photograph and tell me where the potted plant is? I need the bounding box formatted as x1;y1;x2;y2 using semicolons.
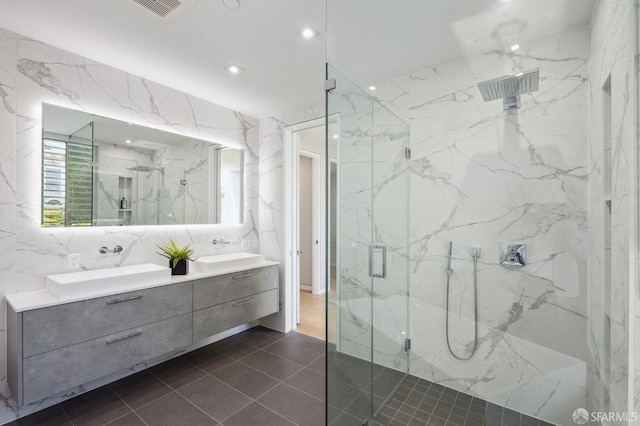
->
156;238;196;275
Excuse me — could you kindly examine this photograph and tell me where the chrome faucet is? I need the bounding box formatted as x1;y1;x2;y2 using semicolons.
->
212;238;230;245
99;245;123;254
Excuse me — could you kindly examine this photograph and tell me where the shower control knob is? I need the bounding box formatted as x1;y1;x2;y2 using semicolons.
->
499;243;526;267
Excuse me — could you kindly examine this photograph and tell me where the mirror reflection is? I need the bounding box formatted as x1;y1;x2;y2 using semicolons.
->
41;104;244;227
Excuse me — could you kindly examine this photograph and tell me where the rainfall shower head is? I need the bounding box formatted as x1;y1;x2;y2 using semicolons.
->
477;68;539;110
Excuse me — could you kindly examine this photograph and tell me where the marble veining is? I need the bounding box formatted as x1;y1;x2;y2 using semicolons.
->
355;25;591;425
0;27;260;423
588;0;638;422
258;101;324;332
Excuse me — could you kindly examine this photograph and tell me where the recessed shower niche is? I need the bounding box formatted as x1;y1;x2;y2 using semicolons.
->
117;176;132;226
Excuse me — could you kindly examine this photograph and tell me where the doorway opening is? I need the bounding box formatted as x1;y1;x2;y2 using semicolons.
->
284;117;327;341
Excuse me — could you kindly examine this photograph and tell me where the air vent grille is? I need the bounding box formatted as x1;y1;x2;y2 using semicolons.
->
127;0;195;20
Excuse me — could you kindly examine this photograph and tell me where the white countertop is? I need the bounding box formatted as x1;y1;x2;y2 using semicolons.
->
6;260;279;312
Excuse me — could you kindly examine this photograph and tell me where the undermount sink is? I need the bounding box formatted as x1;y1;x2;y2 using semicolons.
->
47;263;171;299
192;252;265;273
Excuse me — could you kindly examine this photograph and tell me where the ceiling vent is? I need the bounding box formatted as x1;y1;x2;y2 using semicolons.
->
128;0;196;21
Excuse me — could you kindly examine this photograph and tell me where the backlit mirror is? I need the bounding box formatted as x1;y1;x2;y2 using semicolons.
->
41;104;244;227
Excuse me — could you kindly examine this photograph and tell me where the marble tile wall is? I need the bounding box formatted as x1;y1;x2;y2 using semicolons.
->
0;27;260;421
588;0;637;421
370;100;410;372
94;144;147;226
371;26;591;425
329;66;377;362
258;102;324;332
153;139;212;225
0;27;17;422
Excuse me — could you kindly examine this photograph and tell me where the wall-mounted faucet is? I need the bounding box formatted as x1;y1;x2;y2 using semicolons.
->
212;239;230;246
99;245;123;254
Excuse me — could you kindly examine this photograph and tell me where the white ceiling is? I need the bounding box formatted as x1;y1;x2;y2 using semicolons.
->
0;0;595;119
43;104;208;150
328;0;596;89
0;0;326;119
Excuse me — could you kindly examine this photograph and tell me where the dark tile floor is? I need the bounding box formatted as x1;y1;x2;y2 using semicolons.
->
10;326;554;426
8;327;325;426
371;376;555;426
327;351;554;426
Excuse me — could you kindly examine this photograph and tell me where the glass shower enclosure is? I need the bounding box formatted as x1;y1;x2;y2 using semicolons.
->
326;64;410;425
325;1;640;425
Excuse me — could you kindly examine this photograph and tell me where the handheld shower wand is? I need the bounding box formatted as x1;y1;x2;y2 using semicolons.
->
445;241;480;360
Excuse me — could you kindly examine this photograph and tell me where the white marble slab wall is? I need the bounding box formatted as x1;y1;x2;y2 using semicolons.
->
589;0;638;422
0;29;17;403
94;173;122;224
93;129;214;226
258;102;324;332
154;139;211;224
372;26;590;424
333;69;376;362
94;144;149;225
153;165;186;225
371;100;410;372
0;27;260;420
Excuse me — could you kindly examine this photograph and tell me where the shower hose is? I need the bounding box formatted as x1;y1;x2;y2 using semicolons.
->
445;241;479;360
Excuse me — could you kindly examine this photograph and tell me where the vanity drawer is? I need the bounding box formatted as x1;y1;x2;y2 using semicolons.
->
23;281;192;357
193;265;278;310
22;313;192;404
193;289;278;341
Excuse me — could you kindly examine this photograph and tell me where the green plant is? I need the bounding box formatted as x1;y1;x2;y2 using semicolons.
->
156;238;196;268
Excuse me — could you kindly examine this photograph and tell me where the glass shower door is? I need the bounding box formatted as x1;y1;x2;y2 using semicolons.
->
371;99;410;417
326;64;409;425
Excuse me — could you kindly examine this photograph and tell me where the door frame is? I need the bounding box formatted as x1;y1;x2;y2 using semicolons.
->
284;117;327;331
297;149;322;323
298;148;322;290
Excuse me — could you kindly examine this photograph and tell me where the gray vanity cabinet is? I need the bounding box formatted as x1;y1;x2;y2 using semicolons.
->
193;265;278;341
23;314;192;403
8;282;194;406
7;262;280;406
23;282;192;357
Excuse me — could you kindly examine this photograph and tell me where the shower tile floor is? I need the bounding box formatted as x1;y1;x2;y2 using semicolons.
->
370;377;555;426
328;352;555;426
11;326;554;426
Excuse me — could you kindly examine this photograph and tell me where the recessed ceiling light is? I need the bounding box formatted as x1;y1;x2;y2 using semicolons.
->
300;28;317;39
510;44;520;51
125;139;132;144
226;64;243;74
332;134;338;139
369;86;376;91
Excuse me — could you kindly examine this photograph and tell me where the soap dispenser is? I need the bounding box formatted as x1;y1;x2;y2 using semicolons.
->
120;197;128;209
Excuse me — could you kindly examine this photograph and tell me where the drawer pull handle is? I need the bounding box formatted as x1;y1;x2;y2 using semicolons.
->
232;273;253;280
106;295;143;305
233;299;253;307
106;330;142;344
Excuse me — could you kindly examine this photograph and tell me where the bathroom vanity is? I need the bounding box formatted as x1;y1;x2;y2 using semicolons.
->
6;260;279;406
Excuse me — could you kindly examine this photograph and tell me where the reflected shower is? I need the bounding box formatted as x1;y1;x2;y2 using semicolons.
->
127;165;165;173
477;68;540;109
